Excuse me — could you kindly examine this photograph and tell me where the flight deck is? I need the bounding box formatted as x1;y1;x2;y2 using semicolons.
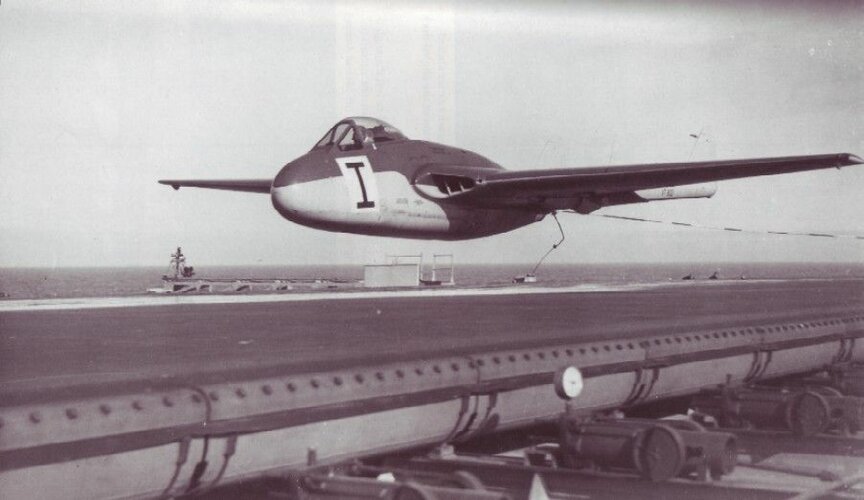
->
1;279;861;396
2;278;864;499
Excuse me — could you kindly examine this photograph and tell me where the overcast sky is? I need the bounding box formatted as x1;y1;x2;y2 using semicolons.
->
1;1;862;267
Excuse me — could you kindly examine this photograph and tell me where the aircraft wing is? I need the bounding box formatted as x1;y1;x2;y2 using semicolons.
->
438;153;862;210
158;179;272;194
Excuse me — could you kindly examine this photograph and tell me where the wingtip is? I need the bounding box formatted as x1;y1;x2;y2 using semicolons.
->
847;153;863;165
158;180;181;191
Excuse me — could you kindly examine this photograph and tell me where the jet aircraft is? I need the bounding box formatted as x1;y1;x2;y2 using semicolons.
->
160;116;862;240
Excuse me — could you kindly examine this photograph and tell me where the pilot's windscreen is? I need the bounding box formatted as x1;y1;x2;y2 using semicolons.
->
314;123;351;149
313;129;334;149
338;127;362;151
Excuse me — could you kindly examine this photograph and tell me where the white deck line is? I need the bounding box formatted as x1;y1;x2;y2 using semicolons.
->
0;278;820;313
0;282;680;312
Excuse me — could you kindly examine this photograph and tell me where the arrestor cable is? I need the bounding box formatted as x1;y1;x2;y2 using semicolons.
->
592;213;864;240
528;212;566;276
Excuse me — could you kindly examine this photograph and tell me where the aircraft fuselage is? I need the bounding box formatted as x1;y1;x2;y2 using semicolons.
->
271;133;540;240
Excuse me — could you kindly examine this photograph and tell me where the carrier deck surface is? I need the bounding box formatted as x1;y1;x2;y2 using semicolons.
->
2;279;861;398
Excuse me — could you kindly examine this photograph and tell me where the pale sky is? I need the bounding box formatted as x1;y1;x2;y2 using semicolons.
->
1;0;862;267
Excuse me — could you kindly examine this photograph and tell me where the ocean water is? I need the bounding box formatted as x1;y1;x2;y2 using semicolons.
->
1;263;863;300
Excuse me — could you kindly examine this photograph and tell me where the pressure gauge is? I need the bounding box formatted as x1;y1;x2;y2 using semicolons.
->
554;366;583;400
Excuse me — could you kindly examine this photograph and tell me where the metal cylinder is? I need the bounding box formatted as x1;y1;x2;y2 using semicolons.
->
560;419;688;481
606;418;737;479
692;387;831;436
786;390;831;436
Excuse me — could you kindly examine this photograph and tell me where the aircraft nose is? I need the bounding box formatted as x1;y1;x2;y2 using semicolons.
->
271;163;296;215
273;162;295;188
271;182;294;218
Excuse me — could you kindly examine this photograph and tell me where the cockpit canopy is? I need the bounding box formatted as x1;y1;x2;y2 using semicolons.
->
312;117;407;151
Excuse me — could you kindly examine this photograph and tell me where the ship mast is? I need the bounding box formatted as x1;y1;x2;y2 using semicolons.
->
167;247;193;279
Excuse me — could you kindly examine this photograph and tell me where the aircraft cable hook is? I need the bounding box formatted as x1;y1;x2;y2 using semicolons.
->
527;211;565;278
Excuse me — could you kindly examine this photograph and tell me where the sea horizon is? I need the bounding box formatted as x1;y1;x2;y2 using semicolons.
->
2;262;863;301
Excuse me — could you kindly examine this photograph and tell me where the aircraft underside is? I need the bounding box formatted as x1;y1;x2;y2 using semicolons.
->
271;172;541;240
